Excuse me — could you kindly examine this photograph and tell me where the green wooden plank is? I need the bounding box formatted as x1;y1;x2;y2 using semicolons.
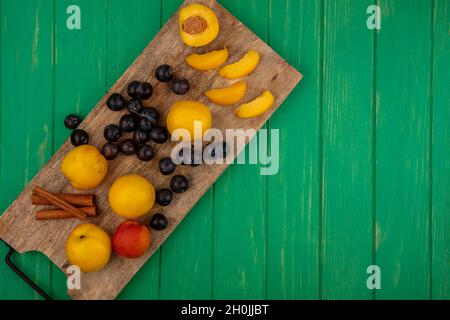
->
212;0;268;300
104;0;162;300
161;0;179;25
106;0;161;85
376;0;432;299
267;0;321;299
321;0;375;299
431;0;450;300
159;0;214;300
50;0;108;300
0;0;54;300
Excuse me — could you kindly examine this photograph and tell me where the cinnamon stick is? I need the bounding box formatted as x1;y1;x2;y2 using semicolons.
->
31;193;95;207
33;186;87;220
35;207;96;220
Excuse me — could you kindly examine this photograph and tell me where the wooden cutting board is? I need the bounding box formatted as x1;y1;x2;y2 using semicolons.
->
0;0;301;300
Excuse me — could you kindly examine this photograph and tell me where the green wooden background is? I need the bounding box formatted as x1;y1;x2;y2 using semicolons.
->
0;0;448;300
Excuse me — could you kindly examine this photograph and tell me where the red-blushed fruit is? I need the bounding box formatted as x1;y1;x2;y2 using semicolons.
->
112;220;152;258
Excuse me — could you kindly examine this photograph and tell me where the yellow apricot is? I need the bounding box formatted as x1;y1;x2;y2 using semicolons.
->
109;174;155;219
186;48;229;71
205;81;247;106
167;101;212;141
65;224;111;273
234;91;275;118
179;4;220;47
61;145;108;190
219;50;260;79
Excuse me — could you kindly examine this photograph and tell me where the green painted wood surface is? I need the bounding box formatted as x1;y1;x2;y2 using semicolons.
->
432;0;450;300
0;0;54;300
267;0;321;299
322;0;375;299
0;0;448;300
376;0;433;299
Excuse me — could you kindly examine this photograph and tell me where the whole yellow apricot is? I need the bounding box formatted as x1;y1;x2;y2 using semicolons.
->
109;174;155;219
166;101;212;141
179;4;220;47
65;224;111;273
61;145;108;191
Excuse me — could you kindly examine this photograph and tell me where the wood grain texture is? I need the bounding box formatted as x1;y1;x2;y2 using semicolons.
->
267;0;321;299
0;0;301;300
321;0;375;299
376;0;432;299
0;0;54;299
431;0;450;300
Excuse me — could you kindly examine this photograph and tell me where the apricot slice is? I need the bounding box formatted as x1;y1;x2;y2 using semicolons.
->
179;4;220;47
219;50;260;79
205;81;247;106
186;48;229;71
234;91;275;118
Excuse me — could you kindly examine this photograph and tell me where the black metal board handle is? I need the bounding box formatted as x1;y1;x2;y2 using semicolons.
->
1;239;53;300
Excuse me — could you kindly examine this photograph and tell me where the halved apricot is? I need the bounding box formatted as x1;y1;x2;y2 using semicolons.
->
179;4;220;47
234;91;275;118
205;81;247;106
186;48;229;71
219;50;260;79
